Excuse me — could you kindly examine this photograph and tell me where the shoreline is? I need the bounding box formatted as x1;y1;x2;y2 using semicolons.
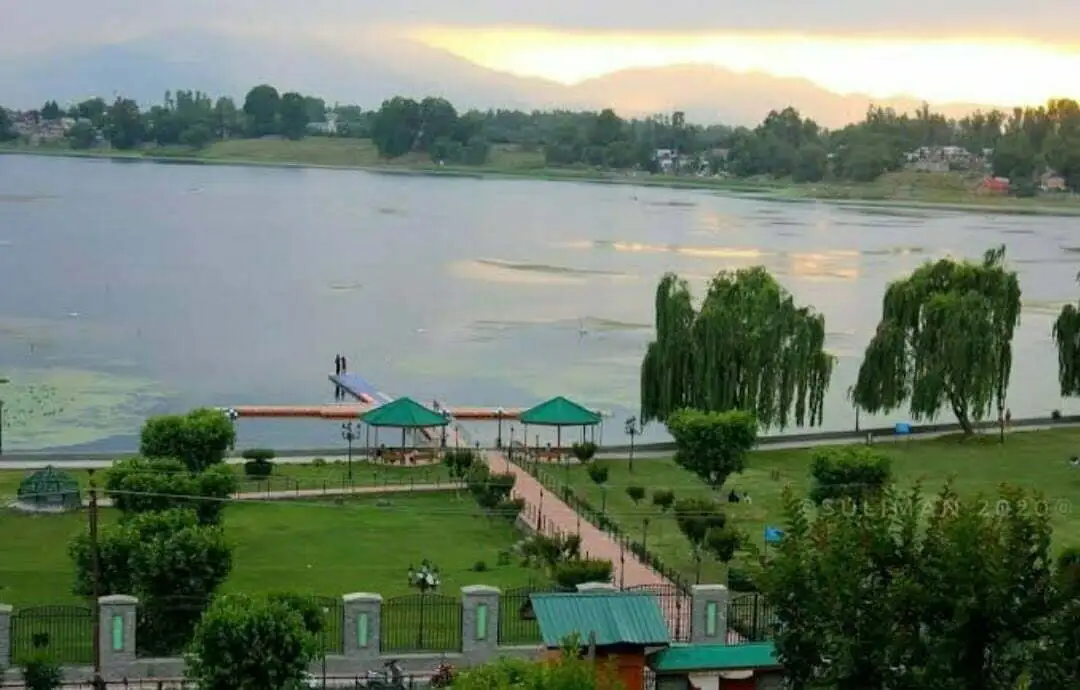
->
5;146;1080;217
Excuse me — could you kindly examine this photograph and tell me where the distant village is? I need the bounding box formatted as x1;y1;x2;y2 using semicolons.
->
3;108;1071;193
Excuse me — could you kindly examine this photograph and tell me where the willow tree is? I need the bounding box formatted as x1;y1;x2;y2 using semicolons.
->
1053;274;1080;397
853;246;1021;436
640;267;835;428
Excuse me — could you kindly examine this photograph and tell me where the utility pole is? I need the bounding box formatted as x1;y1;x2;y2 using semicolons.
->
88;469;104;687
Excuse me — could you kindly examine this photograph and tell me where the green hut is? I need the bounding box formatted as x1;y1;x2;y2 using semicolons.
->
16;466;82;511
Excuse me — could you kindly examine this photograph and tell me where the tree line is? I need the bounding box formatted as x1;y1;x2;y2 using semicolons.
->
639;246;1080;437
3;87;1078;189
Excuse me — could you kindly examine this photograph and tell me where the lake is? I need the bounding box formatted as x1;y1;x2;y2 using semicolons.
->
2;153;1080;452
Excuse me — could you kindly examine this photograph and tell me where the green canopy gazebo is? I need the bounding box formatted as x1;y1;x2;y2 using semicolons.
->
519;396;602;459
16;466;82;511
362;397;450;457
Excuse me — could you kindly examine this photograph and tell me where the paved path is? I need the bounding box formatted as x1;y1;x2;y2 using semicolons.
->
484;451;671;590
3;483;459;508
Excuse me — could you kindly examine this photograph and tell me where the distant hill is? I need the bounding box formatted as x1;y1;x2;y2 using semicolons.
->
0;29;999;127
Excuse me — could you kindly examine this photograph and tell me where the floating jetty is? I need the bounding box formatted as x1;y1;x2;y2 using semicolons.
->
226;370;600;427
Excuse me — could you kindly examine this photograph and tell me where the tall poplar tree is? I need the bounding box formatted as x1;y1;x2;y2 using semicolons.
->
640;267;835;428
853;246;1021;435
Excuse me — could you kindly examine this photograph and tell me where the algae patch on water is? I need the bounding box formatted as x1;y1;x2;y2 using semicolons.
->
0;368;168;450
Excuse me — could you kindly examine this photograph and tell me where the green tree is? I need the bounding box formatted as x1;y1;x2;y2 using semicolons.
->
808;446;891;507
104;97;144;150
179;122;213;149
40;100;61;120
21;652;62;690
75;97;107;127
242;84;280;137
371;96;421;158
791;143;828;182
760;483;1056;690
69;508;232;656
640;268;835;428
452;643;619;690
185;593;318;690
0;107;16;141
278;91;309;140
853;246;1021;435
673;498;733;580
212;97;239;138
140;408;236;472
67;121;96;149
417;97;459;151
666;409;757;489
104;457;238;525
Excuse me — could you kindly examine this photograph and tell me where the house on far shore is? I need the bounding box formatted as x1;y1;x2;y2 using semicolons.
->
1041;171;1067;192
979;176;1010;194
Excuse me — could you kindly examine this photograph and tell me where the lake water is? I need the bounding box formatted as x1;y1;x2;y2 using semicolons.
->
2;153;1080;452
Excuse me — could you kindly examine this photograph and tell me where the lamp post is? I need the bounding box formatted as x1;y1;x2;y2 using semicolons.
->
341;422;358;480
624;416;642;473
0;377;8;455
408;560;441;649
496;407;505;449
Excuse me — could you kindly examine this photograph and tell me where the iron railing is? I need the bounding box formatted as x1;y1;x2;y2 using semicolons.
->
9;604;94;666
379;593;462;653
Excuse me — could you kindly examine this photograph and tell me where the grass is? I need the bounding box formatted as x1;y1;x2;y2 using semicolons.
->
0;459;453;500
0;491;549;662
539;427;1080;585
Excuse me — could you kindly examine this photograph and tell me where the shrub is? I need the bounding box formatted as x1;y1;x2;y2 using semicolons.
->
21;652;63;690
266;592;326;637
652;489;676;512
312;457;326;467
471;560;489;572
243;459;274;478
666;408;757;490
494;497;525;521
571;441;598;463
728;568;758;592
626;485;646;504
809;446;891;506
241;448;276;462
586;462;609;486
554;559;613;589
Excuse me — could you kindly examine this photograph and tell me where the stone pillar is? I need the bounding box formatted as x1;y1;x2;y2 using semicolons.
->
0;603;11;670
575;582;616;593
691;584;729;644
342;593;381;666
99;595;138;678
461;585;500;661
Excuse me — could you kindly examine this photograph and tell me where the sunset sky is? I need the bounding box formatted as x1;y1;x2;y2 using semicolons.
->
2;0;1079;106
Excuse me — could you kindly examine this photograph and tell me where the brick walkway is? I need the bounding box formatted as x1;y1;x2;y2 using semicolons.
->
483;451;670;588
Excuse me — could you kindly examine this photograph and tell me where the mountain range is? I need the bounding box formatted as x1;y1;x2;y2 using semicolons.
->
0;29;998;128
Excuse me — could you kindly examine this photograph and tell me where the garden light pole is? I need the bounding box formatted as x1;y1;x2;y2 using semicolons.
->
496;407;504;449
408;560;441;649
0;377;8;455
341;422;358;480
624;416;641;473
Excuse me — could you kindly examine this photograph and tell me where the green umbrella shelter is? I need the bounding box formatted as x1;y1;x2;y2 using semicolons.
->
519;396;602;459
362;397;450;455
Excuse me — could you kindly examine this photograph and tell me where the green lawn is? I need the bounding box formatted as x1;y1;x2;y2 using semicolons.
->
0;491;548;661
0;460;453;501
539;427;1080;585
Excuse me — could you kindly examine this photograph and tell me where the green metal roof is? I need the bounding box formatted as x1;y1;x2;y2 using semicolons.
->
530;592;671;647
519;396;601;427
648;643;779;672
361;397;449;428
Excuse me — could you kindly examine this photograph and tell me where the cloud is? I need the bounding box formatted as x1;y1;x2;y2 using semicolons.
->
2;0;1079;56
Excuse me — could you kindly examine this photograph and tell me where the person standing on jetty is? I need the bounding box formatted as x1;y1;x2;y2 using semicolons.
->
341;355;348;373
334;354;342;375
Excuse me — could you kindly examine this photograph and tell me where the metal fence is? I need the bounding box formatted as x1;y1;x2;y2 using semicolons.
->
727;592;778;643
380;593;462;653
9;604;94;666
624;584;691;642
498;584;574;646
311;595;345;655
0;675;434;689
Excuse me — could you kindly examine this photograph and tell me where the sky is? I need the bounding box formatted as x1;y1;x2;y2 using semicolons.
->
3;0;1080;106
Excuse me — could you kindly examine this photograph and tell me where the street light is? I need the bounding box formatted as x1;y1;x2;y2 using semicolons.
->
495;407;505;449
624;416;642;473
0;377;8;455
341;422;358;480
407;560;441;648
